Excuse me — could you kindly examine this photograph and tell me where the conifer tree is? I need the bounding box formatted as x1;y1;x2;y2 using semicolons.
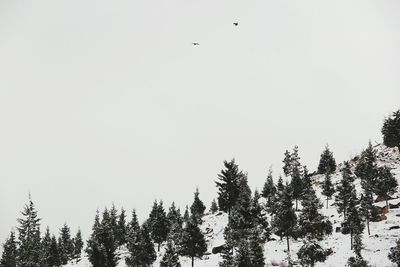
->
298;188;332;240
290;165;303;211
17;198;42;267
317;144;336;174
72;229;83;262
248;229;265;267
0;231;17;267
167;202;183;229
59;223;74;264
355;141;377;182
272;185;297;264
345;189;364;250
321;172;335;209
179;215;207;267
374;166;398;210
50;235;61;267
148;200;169;251
297;240;329;267
209;199;218;214
388;239;400;267
262;167;276;207
183;205;190;222
215;159;243;217
160;241;181;267
190;188;206;224
116;208;127;245
335;162;354;218
125;225;156;267
382;109;400;149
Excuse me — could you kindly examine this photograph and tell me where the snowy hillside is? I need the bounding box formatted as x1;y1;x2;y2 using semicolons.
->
65;144;400;267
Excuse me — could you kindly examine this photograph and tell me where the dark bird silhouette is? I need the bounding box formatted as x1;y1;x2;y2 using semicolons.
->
233;22;238;26
192;42;200;46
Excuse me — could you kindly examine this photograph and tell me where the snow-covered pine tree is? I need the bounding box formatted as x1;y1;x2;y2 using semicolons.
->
248;228;265;267
355;141;377;182
72;229;83;262
262;167;276;208
321;172;335;209
250;189;270;242
375;166;398;210
215;159;243;217
58;223;74;264
297;187;332;266
297;240;329;267
125;225;157;267
116;208;127;245
335;162;354;218
148;200;169;251
298;187;332;240
179;215;207;267
317;144;336;174
388;239;400;267
0;231;17;267
346;189;365;250
209;199;218;214
382;109;400;149
272;185;297;264
17;198;42;267
160;240;181;267
190;188;206;224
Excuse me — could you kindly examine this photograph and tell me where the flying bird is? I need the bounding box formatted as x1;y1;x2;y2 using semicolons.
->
233;22;238;26
192;42;200;46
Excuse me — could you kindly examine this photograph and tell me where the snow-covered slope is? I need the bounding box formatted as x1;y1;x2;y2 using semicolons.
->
65;144;400;267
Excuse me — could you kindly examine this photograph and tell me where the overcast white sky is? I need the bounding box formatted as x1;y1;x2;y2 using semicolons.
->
1;0;399;243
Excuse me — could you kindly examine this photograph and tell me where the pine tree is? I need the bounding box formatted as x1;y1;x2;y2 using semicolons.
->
126;224;157;267
86;208;120;267
190;188;206;224
345;189;364;250
116;208;127;245
160;241;181;267
297;240;329;267
335;162;354;218
209;199;218;214
59;223;74;264
0;231;17;267
317;144;336;174
17;198;42;267
148;200;169;251
234;240;251;267
283;150;292;177
375;166;398;210
290;165;303;211
298;187;332;240
179;216;207;267
250;190;270;242
262;167;276;207
355;141;377;182
215;159;242;217
49;235;61;267
388;239;400;267
183;205;190;222
321;172;335;209
248;229;265;267
272;185;297;264
72;229;83;262
228;175;254;245
382;109;400;149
